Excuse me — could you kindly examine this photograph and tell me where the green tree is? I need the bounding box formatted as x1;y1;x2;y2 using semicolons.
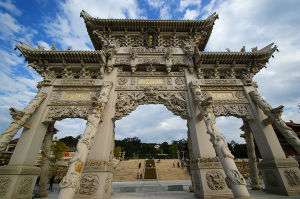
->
228;140;248;158
114;146;122;158
161;142;170;154
51;141;69;162
233;143;248;158
169;143;178;158
59;136;79;151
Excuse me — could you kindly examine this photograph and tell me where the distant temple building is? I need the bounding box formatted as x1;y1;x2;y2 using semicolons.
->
274;121;300;160
241;120;300;163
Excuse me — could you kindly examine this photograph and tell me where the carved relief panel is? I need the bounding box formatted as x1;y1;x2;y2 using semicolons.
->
114;90;188;120
44;80;102;122
194;79;252;119
116;71;186;91
114;69;188;120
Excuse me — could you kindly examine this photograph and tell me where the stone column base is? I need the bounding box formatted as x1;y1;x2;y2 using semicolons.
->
35;189;48;198
0;165;40;199
258;158;300;196
191;158;233;199
75;160;113;199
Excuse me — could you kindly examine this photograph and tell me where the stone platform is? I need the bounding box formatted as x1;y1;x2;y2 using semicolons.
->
35;180;300;199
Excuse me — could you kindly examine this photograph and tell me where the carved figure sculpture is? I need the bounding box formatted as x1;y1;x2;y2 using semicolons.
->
189;81;250;198
58;81;113;199
249;90;300;154
206;170;226;190
0;92;47;151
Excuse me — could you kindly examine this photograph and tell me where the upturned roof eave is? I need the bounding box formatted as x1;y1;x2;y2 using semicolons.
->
15;42;106;63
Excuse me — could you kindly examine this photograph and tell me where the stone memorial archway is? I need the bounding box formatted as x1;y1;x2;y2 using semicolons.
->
0;10;300;199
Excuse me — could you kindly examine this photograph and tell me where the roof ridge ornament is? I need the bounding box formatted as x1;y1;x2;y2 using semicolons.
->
258;42;278;53
80;10;92;21
144;28;157;48
206;12;219;24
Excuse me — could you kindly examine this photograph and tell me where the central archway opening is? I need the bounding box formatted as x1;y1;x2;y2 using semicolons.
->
113;104;190;185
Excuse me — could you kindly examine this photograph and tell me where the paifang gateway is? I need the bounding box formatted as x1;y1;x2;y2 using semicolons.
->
0;10;299;199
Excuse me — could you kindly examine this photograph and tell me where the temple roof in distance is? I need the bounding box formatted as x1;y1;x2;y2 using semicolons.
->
80;10;219;51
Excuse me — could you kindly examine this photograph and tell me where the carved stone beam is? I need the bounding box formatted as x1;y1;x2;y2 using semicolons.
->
188;64;194;74
0;92;47;152
249;90;300;154
106;62;113;73
165;50;172;73
131;51;137;73
58;81;113;199
196;61;203;79
214;61;220;78
230;61;236;78
99;61;105;78
189;81;251;198
80;59;89;78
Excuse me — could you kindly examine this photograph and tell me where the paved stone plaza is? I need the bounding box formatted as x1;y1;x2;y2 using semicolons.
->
35;180;300;199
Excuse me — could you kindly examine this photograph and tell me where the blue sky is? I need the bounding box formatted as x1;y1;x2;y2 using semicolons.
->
0;0;299;144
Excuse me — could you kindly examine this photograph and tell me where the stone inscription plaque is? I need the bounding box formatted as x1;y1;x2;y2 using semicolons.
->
212;92;234;100
138;79;163;85
65;93;88;99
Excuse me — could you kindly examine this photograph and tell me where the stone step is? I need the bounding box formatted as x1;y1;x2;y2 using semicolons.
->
112;159;191;182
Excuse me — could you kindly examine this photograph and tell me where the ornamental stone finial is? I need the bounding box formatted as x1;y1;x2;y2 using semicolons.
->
0;92;48;151
249;90;300;154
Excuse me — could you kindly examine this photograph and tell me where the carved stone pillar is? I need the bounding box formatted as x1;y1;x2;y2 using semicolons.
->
244;85;300;196
249;90;300;154
0;85;53;199
185;70;232;199
187;129;195;192
75;70;117;199
36;122;57;198
0;91;48;151
58;81;113;199
240;121;261;190
189;81;251;198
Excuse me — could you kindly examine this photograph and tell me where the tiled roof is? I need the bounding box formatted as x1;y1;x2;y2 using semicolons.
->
80;10;218;51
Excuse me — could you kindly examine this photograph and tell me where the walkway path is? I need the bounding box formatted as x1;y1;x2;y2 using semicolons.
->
38;180;300;199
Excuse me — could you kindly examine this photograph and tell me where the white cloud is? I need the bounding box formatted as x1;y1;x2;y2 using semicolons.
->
0;11;22;40
159;117;187;130
0;2;42;134
0;49;23;73
183;9;199;19
55;118;86;138
115;105;188;144
37;40;51;50
179;0;201;11
44;0;142;50
160;5;171;19
216;116;245;144
0;0;21;16
147;0;163;8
